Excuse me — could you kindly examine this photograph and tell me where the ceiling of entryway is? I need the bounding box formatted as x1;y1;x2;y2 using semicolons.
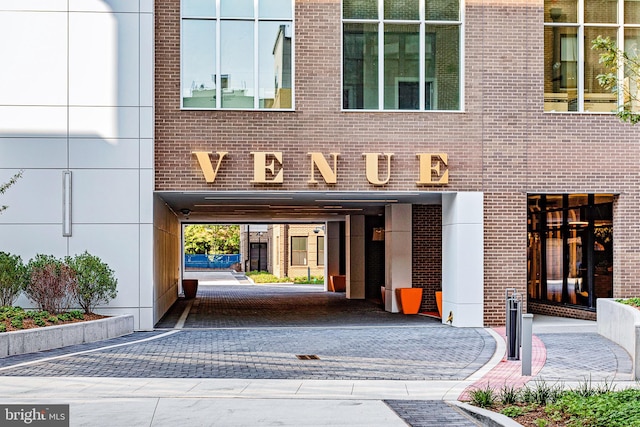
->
156;191;444;221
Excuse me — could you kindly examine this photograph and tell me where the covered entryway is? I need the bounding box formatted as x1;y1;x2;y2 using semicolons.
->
153;191;484;327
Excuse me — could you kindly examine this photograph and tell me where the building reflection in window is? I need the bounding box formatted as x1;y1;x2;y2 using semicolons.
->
527;194;613;310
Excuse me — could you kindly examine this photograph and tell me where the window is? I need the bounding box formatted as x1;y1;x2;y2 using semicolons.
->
342;0;461;111
181;0;293;109
544;0;640;113
291;236;307;266
317;236;324;266
527;194;613;310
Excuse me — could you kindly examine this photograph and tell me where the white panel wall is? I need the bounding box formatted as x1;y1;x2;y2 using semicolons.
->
384;204;412;313
442;192;484;327
0;1;154;331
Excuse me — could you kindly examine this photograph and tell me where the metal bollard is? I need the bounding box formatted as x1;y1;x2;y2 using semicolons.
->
505;289;522;361
521;314;534;376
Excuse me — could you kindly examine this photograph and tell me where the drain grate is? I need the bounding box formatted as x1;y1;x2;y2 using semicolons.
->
296;354;320;360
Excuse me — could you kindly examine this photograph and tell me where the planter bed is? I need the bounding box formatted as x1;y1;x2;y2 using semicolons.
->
0;315;134;358
597;298;640;379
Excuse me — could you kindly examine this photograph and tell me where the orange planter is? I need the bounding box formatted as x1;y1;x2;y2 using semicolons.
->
396;288;423;314
435;291;443;318
329;275;346;292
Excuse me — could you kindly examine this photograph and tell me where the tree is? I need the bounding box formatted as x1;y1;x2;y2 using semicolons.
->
592;35;640;125
0;171;23;214
184;225;240;254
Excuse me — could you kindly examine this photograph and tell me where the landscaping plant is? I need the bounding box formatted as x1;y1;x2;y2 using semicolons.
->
26;254;77;314
0;251;28;306
66;251;117;314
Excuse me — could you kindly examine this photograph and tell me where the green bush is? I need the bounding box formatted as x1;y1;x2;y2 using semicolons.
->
10;316;23;329
26;255;77;314
66;252;117;314
0;252;28;306
0;323;5;333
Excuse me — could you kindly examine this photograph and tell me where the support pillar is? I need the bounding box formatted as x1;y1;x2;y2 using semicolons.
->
442;192;484;327
326;221;341;292
384;204;412;313
346;215;365;299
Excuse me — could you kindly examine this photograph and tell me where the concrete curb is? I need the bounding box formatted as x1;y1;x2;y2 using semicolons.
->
597;298;640;380
449;401;524;427
0;315;134;358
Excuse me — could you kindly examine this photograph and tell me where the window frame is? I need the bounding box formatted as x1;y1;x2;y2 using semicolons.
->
340;0;465;112
180;0;295;111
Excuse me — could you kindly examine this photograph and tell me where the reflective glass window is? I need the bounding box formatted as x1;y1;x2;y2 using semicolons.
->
343;0;378;19
544;0;640;113
426;0;459;21
527;194;614;310
343;23;379;109
182;0;215;17
182;20;216;108
181;0;294;109
220;0;254;18
343;0;462;111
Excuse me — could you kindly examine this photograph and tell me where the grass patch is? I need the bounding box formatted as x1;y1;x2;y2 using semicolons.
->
246;271;324;285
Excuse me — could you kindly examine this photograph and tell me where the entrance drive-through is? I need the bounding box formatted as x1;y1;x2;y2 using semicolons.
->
155;191;484;328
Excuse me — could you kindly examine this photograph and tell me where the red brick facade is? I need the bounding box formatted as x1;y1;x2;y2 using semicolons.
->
155;0;640;326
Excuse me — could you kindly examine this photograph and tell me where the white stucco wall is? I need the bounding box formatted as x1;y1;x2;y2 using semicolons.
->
0;0;155;330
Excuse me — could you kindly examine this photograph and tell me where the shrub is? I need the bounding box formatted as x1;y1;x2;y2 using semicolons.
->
66;252;117;314
0;252;28;306
26;255;77;314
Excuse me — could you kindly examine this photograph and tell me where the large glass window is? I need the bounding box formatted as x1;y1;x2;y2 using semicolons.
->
527;194;613;310
544;0;640;113
343;0;461;111
291;236;308;266
181;0;293;109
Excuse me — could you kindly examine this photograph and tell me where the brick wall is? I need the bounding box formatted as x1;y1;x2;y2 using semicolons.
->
156;0;640;326
412;205;442;313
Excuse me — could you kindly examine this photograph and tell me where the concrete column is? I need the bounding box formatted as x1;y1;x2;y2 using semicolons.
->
326;221;341;292
442;192;484;327
346;215;365;299
384;204;412;313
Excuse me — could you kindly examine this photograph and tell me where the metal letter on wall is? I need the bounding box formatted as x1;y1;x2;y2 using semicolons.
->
193;151;228;183
308;152;339;184
251;152;284;183
416;153;449;185
363;153;394;185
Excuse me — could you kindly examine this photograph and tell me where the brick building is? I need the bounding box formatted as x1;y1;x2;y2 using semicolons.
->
1;0;638;329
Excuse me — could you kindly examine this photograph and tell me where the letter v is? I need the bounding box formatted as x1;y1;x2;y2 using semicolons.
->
193;151;228;183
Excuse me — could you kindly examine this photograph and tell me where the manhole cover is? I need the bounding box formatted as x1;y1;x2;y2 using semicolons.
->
296;355;320;360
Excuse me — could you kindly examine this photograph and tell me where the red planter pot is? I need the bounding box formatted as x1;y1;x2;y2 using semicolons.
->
182;279;199;299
